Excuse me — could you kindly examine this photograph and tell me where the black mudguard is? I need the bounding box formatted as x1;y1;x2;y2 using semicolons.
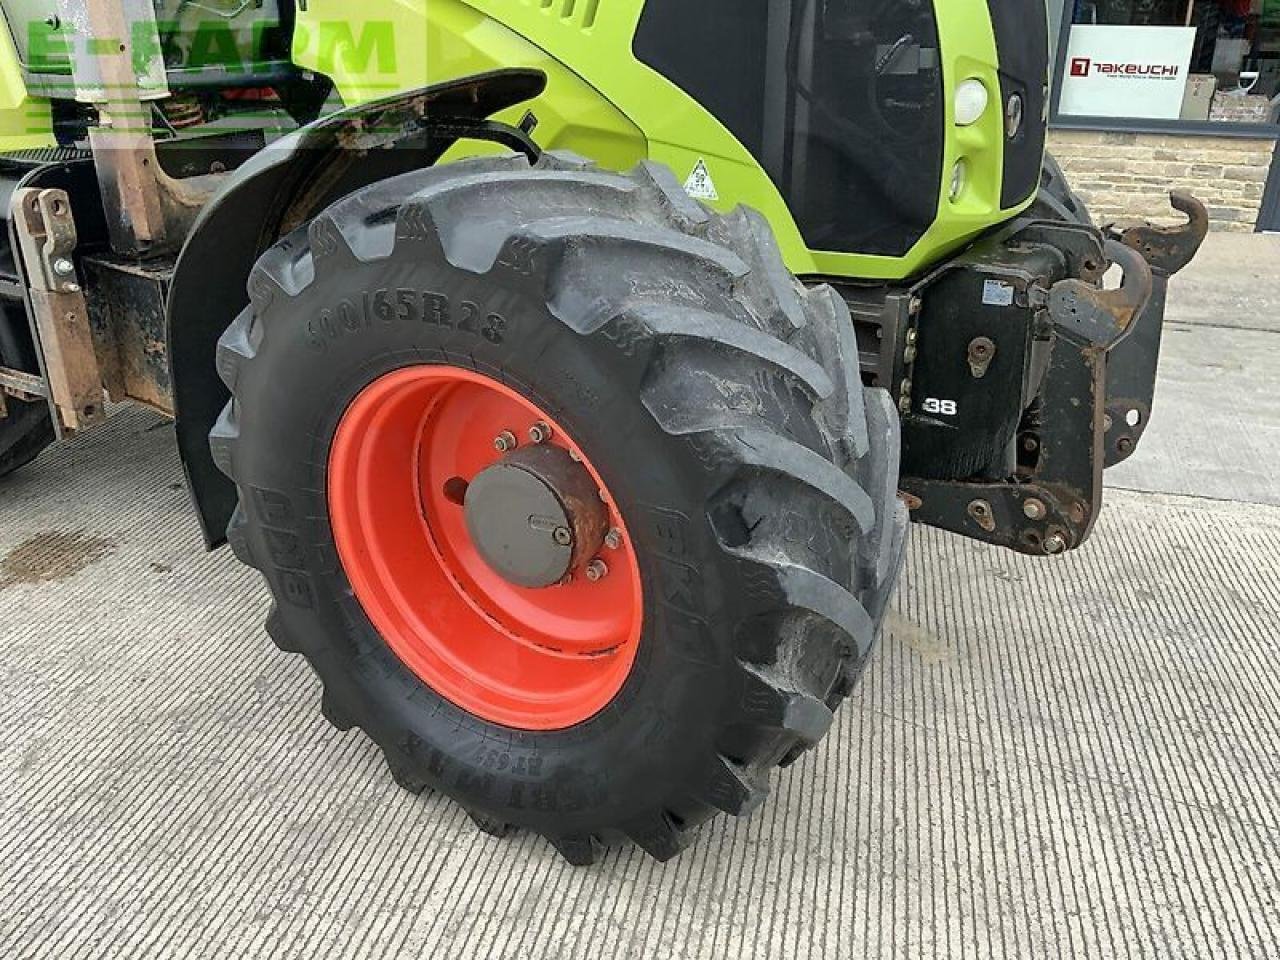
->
167;69;546;546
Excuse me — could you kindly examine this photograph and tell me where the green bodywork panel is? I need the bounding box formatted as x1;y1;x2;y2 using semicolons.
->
294;0;1036;282
0;8;52;150
0;0;1040;282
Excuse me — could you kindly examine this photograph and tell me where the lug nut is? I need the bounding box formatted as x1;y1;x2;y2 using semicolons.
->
604;528;622;550
552;526;572;546
1043;533;1068;556
568;449;583;462
529;421;553;444
53;257;75;277
1023;498;1047;521
493;430;517;453
585;559;609;582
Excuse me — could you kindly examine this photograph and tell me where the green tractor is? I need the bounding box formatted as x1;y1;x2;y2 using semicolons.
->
0;0;1206;863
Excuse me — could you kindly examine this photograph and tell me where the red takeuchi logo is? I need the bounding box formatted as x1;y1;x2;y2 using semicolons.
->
1069;56;1180;79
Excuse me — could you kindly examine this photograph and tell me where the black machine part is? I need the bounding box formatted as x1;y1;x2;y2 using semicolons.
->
833;189;1207;557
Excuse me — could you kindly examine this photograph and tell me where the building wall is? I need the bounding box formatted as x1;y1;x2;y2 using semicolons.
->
1047;130;1276;232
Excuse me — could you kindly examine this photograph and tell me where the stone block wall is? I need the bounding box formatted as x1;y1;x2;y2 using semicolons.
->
1047;130;1275;232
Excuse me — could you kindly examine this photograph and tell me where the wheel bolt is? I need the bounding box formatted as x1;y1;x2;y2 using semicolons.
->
493;430;517;453
552;526;572;546
529;421;553;444
585;559;609;582
1044;533;1068;556
1023;498;1047;521
604;528;622;550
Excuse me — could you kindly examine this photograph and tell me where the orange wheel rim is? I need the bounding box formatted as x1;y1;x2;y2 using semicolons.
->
327;366;644;730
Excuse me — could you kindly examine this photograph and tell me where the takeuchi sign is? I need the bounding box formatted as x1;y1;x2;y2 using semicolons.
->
1060;25;1196;120
1070;58;1181;79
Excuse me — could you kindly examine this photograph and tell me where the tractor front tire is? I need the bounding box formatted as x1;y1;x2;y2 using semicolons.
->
213;153;905;864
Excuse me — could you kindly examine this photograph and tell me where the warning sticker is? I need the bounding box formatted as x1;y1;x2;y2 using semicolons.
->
982;279;1015;307
683;159;719;201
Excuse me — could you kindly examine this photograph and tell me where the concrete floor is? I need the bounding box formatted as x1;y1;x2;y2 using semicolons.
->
1;234;1278;959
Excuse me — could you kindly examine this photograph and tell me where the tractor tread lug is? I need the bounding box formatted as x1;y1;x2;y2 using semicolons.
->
699;755;769;817
626;302;835;402
548;833;606;867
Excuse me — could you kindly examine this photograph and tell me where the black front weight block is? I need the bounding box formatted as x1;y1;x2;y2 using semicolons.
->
896;202;1201;557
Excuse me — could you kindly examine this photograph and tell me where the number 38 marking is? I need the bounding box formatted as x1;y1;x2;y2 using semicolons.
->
922;398;958;416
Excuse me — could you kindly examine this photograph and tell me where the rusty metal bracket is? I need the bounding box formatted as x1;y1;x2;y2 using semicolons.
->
1047;239;1153;342
1106;191;1209;278
1099;192;1209;467
13;188;106;435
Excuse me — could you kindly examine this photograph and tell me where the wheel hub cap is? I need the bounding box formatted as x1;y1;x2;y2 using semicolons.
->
464;445;609;589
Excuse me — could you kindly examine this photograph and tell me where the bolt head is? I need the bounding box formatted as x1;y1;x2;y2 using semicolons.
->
1023;498;1047;521
903;345;918;364
552;526;572;546
53;257;75;277
604;529;622;550
529;421;553;444
493;430;517;454
585;559;609;582
898;395;912;415
1043;534;1068;556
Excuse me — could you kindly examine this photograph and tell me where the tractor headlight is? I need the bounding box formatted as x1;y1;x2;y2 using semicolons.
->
954;79;989;126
